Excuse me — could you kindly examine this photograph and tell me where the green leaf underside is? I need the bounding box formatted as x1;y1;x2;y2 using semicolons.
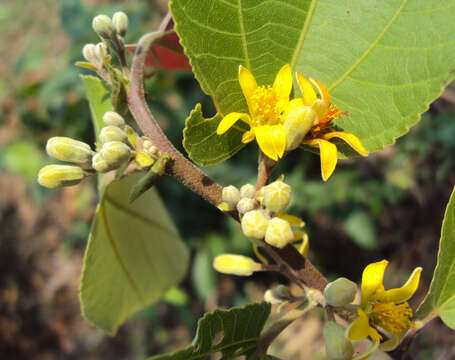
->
148;302;271;360
416;187;455;329
171;0;455;160
183;103;248;166
80;76;189;334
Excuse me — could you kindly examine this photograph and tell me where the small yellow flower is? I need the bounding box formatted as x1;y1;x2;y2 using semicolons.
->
296;73;368;181
216;64;293;161
346;260;422;351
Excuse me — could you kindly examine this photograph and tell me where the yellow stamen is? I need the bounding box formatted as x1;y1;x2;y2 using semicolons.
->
372;302;413;335
250;85;281;125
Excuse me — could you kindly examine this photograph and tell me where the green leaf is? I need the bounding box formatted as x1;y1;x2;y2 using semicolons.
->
416;187;455;328
80;75;189;334
183;103;247;166
148;302;271;360
344;211;377;250
3;140;45;179
171;0;455;157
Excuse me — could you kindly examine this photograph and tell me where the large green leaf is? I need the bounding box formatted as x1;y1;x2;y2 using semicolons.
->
148;302;271;360
171;0;455;162
416;187;455;329
80;76;189;334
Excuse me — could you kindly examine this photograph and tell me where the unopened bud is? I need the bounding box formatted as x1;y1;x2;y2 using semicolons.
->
324;278;357;307
99;125;129;144
82;43;98;64
112;11;128;37
91;153;112;173
103;111;125;127
264;217;294;248
240;183;256;198
237;198;257;214
46;137;93;163
311;99;329;121
92;15;115;39
95;42;108;61
241;210;269;239
284;106;316;151
38;165;85;188
323;322;354;360
213;254;261;276
222;185;241;208
100;141;131;167
263;179;291;213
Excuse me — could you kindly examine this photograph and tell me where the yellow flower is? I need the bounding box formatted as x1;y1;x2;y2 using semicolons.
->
346;260;422;351
216;64;293;161
296;73;369;181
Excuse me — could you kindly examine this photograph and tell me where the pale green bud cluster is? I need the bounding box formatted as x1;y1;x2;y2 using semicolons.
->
323;277;357;307
38;165;85;188
323;322;354;360
220;183;260;213
213;254;261;276
92;12;129;45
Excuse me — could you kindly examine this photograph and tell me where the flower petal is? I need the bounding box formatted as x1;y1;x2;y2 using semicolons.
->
380;333;401;352
346;309;371;341
296;72;317;106
254;125;286;161
361;260;388;305
273;64;292;102
276;213;305;227
241;129;255;143
323;131;368;157
239;65;258;111
310;78;330;105
383;267;422;304
305;138;338;181
217;112;250;135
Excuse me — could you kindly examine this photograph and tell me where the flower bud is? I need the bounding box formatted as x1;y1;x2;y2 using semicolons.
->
311;99;329;121
213;254;261;276
38;165;85;188
91;153;112;173
222;185;241;208
112;11;128;37
324;278;357;307
100;141;131;167
95;42;108;61
240;183;256;199
99;125;129;144
263;179;291;213
46;137;93;163
264;217;294;248
103;111;125;127
241;210;269;239
284;106;316;151
92;14;115;39
323;322;354;360
237;198;257;214
82;43;98;64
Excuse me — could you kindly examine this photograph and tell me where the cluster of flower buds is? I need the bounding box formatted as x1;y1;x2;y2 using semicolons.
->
92;12;128;43
82;42;108;70
38;111;161;189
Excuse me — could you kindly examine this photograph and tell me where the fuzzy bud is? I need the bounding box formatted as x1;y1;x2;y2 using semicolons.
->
222;185;241;208
213;254;261;276
284;106;316;151
324;278;357;307
264;217;294;248
99;125;129;144
82;43;98;64
95;42;107;60
323;322;354;360
112;11;128;37
241;210;269;239
263;179;291;213
240;183;256;199
91;153;112;173
100;141;131;167
92;15;115;39
38;165;85;188
46;137;93;163
103;111;125;127
236;198;257;214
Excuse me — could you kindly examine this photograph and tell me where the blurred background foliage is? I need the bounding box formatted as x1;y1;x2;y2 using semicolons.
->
1;0;455;359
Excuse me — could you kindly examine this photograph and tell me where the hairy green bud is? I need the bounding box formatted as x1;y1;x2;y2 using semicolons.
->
82;43;98;64
323;322;354;360
263;179;291;213
46;137;93;163
324;278;357;307
236;198;257;214
264;217;294;248
103;111;125;127
100;141;131;167
284;106;316;151
38;165;85;188
91;153;112;173
222;185;241;208
241;210;269;239
213;254;261;276
99;125;129;144
240;183;256;199
92;15;115;39
112;11;128;37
